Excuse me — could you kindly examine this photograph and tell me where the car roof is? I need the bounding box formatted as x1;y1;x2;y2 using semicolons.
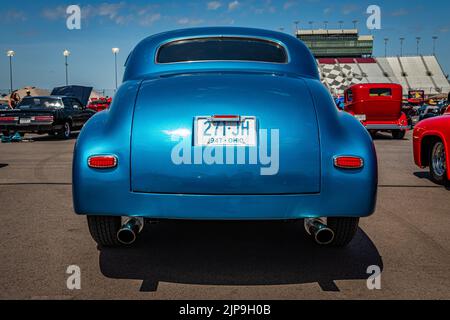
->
124;27;319;81
22;95;78;99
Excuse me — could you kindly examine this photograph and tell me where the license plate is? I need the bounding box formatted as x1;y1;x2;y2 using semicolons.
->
19;118;31;124
195;116;257;146
354;114;366;121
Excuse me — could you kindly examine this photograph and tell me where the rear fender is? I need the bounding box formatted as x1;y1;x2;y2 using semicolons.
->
305;79;378;215
73;80;141;214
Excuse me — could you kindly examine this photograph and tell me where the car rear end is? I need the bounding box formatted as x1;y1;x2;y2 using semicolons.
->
73;28;378;247
0;109;57;135
346;84;409;134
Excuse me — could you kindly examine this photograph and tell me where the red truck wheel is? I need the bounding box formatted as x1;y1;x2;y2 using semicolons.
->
392;130;406;140
429;141;447;185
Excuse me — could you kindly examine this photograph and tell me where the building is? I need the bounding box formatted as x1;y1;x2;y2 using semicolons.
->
296;29;373;58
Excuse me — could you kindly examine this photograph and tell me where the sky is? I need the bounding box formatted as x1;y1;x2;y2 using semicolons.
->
1;0;449;93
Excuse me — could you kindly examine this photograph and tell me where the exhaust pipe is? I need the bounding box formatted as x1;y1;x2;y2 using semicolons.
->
117;218;143;245
304;218;335;245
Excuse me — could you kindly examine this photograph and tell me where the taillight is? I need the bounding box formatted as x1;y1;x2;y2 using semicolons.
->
0;116;18;122
34;115;54;122
334;156;364;169
88;155;118;169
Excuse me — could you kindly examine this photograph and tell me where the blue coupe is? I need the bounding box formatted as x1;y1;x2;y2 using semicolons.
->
73;27;377;247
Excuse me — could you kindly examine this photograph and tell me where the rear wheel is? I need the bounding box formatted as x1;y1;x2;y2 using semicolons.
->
60;121;72;139
87;216;122;247
327;217;360;247
369;130;378;139
429;141;447;185
392;130;406;140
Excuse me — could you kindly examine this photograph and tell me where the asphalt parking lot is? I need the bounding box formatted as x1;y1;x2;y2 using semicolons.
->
0;131;449;299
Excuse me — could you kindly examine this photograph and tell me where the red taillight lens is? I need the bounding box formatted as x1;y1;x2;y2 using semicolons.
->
34;116;54;122
0;116;18;122
334;156;364;169
88;156;118;169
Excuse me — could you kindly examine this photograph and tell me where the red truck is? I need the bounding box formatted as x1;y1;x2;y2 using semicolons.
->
344;83;410;139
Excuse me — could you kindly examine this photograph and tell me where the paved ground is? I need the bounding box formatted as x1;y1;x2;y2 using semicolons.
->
0;131;449;299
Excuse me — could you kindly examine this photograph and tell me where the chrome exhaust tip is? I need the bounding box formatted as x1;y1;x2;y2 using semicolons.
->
117;218;143;245
304;218;335;245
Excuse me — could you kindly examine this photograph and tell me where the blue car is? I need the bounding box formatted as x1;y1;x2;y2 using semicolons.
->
73;27;377;248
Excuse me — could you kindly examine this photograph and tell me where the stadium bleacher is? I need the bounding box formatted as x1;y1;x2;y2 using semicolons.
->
318;55;450;95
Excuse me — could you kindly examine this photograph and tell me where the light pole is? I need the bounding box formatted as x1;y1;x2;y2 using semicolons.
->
416;37;421;55
308;21;314;30
63;50;70;86
294;21;300;34
112;47;120;91
384;38;389;57
352;20;358;29
338;21;344;29
432;36;438;56
399;38;405;57
6;50;15;94
323;21;328;29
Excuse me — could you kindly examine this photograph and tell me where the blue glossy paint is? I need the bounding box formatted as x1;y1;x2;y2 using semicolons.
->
73;27;377;220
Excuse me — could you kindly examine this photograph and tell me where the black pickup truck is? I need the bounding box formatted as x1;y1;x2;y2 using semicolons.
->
0;86;96;139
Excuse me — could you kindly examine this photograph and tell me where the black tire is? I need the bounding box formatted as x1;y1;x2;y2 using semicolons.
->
327;217;360;247
392;130;406;140
429;140;447;185
60;121;72;139
87;216;122;247
369;130;378;139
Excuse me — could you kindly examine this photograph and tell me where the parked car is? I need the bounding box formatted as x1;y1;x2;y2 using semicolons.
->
417;101;449;122
344;83;410;139
413;114;449;185
73;27;378;248
0;86;95;139
87;97;112;112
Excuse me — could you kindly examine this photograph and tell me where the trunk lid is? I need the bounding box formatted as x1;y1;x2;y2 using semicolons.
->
131;72;321;194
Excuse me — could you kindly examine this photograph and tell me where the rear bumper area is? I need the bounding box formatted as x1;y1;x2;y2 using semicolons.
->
365;124;410;130
73;191;377;220
0;124;61;133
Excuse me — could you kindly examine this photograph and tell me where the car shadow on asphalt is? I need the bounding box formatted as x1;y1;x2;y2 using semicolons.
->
414;172;450;190
98;221;383;292
22;133;80;142
371;132;409;141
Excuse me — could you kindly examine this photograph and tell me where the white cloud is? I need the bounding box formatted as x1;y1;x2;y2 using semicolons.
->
177;17;204;26
42;2;161;27
5;9;27;21
228;1;240;11
139;13;161;26
42;6;66;20
207;1;222;10
283;1;297;10
341;4;358;15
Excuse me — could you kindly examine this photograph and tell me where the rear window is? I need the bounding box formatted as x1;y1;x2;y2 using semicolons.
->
157;37;288;64
17;97;63;109
369;88;392;97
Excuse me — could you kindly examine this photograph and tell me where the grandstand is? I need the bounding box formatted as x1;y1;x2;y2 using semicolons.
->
297;29;450;96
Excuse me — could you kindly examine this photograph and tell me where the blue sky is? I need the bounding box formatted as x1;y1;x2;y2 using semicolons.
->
1;0;449;92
